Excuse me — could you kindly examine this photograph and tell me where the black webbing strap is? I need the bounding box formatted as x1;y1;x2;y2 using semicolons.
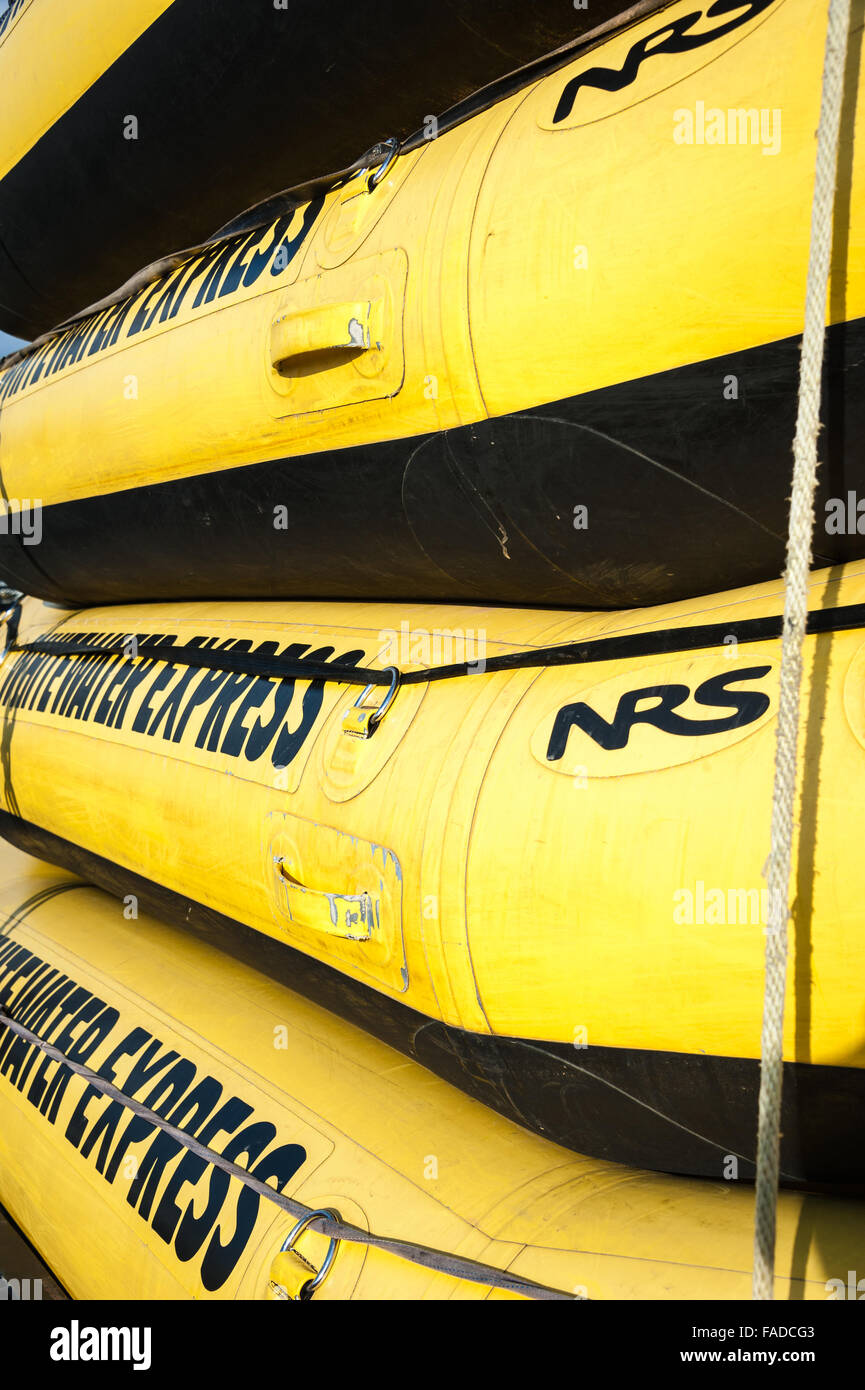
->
11;601;865;688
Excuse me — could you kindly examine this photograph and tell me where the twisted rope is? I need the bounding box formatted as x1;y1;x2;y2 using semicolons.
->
753;0;853;1301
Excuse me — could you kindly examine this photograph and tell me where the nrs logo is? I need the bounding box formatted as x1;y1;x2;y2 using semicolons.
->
544;0;777;129
532;659;776;777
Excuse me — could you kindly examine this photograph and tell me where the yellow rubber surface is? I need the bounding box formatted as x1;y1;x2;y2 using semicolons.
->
0;838;861;1300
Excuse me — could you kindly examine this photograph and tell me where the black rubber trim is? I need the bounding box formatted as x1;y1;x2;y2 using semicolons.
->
1;319;862;610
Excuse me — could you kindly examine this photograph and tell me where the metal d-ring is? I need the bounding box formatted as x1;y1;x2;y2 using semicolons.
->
367;136;400;192
281;1207;342;1300
352;664;401;734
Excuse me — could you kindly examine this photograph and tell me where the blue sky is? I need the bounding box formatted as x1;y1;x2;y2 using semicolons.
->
0;330;27;356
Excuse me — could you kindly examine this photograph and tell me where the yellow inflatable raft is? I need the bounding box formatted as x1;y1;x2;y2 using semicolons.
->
1;564;865;1181
0;0;862;608
0;839;861;1301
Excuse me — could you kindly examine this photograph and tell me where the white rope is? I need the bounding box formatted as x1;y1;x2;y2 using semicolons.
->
753;0;852;1301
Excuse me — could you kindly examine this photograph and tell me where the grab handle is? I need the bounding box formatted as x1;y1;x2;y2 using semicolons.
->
271;299;383;371
272;855;377;940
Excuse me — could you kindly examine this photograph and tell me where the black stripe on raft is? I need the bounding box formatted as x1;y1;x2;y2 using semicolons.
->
2;318;862;609
0;0;644;339
13;600;865;687
1;811;862;1187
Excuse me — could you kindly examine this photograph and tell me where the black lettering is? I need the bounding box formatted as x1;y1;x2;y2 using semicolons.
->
66;1082;107;1150
126;1129;185;1220
93;659;137;725
170;662;237;744
0;948;41;1006
547;665;773;757
240;215;294;287
242;643;310;761
104;641;174;729
553;0;775;123
9;964;58;1024
191;240;244;310
0;1031;33;1084
221;677;275;758
37;1057;73;1124
173;1098;254;1262
692;665;772;726
268;195;326;279
121;1038;180;1098
149;1078;224;1243
97;1026;152;1083
103;1114;158;1183
199;1136;307;1292
81;1098;125;1172
151;1150;205;1245
76;1029;153;1170
270;648;364;768
199;1122;275;1292
140;1059;197;1117
216;232;259;298
10;977;68;1046
142;638;217;739
131;664;178;733
127;279;170;336
68;1006;120;1063
174;1160;227;1263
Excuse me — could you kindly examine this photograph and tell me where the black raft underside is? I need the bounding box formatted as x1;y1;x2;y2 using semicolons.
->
1;319;862;609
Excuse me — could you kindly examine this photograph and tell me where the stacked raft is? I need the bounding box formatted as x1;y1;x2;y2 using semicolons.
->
0;838;861;1301
1;0;863;609
0;0;863;1298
